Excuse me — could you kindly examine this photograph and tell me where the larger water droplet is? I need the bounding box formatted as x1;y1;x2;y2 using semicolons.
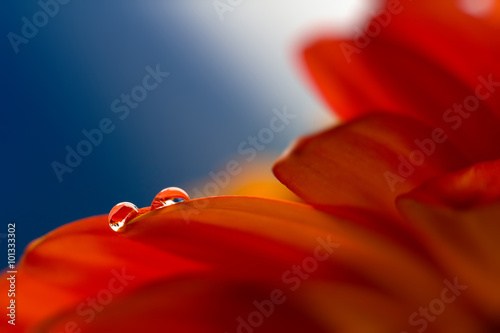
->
151;187;190;210
108;202;139;232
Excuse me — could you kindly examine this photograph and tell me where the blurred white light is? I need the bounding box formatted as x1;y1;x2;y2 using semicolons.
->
234;0;375;47
457;0;495;17
173;0;377;130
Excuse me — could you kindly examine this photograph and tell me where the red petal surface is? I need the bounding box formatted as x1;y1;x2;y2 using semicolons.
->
273;114;469;221
397;159;500;321
303;0;500;162
0;196;453;332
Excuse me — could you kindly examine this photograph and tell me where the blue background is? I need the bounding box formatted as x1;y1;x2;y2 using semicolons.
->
1;1;336;258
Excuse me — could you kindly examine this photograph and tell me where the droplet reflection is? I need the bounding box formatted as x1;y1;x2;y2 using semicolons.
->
151;187;190;210
108;202;139;232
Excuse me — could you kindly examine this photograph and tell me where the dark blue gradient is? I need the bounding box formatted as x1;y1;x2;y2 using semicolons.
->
1;1;304;258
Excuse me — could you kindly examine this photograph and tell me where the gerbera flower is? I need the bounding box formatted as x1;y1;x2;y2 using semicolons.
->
2;0;500;332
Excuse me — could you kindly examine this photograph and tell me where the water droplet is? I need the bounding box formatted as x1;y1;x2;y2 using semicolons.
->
108;202;139;232
151;187;190;210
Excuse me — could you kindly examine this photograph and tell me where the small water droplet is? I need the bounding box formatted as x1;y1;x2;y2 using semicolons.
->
108;202;139;232
151;187;190;210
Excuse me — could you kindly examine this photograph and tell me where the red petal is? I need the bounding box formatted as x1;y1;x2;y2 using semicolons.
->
273;114;469;221
402;158;500;208
397;160;500;318
1;196;451;332
302;1;500;162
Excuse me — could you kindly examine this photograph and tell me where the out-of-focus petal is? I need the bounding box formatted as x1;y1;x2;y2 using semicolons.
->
273;114;469;221
1;197;449;332
397;159;500;319
302;0;500;161
401;158;500;208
